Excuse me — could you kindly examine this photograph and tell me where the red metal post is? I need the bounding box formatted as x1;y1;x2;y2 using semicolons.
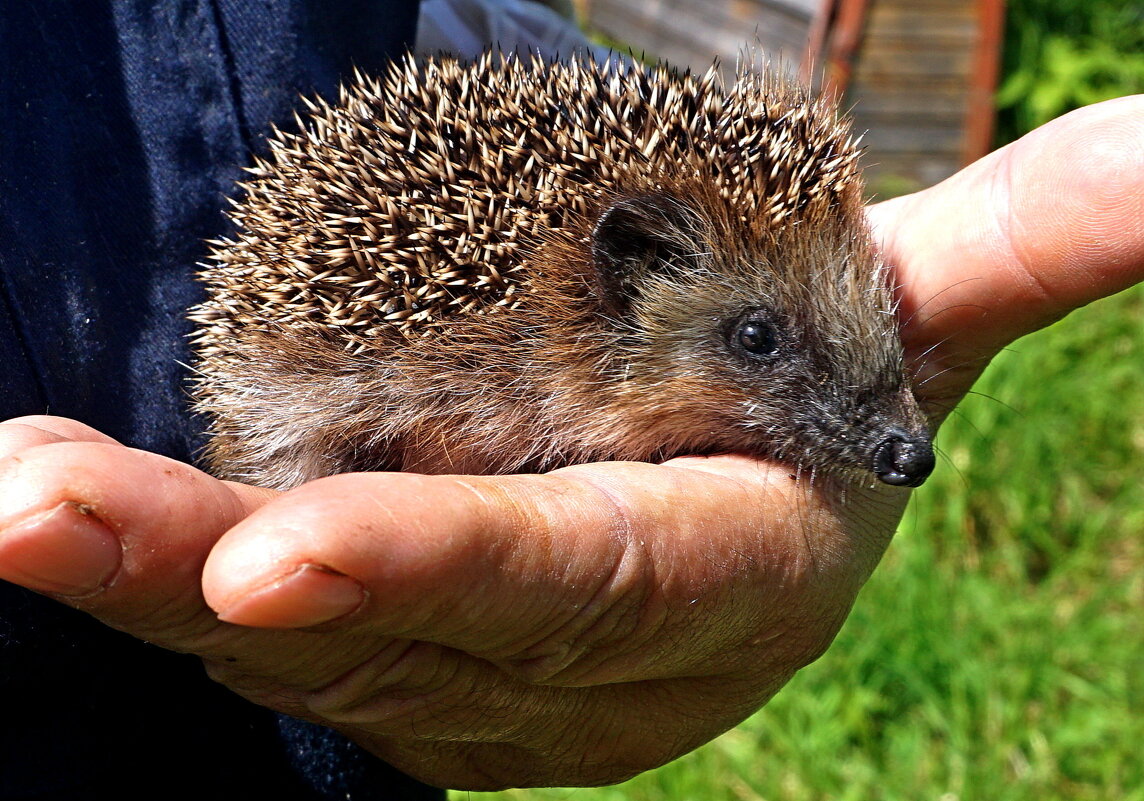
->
963;0;1006;163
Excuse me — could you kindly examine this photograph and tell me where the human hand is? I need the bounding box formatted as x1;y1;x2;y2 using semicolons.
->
869;94;1144;423
0;418;899;788
0;95;1140;790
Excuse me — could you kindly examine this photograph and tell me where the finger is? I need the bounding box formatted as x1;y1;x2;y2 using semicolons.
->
0;441;275;637
0;415;122;455
0;438;535;726
868;95;1144;404
0;439;471;731
0;445;783;794
203;457;908;686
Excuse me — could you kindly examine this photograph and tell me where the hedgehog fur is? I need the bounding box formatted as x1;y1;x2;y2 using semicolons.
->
190;51;934;491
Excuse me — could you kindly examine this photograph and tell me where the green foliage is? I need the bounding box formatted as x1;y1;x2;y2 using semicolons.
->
996;0;1144;142
454;284;1144;801
923;283;1144;577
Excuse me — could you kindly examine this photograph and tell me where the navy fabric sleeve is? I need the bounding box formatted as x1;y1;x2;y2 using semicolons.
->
0;2;442;799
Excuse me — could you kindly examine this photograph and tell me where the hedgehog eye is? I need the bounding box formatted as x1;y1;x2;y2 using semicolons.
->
734;318;778;356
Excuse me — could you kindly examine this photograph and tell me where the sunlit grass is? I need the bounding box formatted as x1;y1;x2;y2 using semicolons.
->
454;284;1144;801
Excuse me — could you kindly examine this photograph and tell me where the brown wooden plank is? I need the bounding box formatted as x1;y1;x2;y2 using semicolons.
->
856;47;973;80
868;3;976;25
859;124;965;153
866;18;977;41
866;0;976;9
850;73;970;95
848;91;968;116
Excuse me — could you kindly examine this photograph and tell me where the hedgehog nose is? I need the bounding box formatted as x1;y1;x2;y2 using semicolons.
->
872;431;935;487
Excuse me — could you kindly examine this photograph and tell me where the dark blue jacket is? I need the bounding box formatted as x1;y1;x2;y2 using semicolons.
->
0;2;441;798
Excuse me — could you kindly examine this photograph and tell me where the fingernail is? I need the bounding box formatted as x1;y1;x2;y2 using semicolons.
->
0;502;121;596
215;564;366;628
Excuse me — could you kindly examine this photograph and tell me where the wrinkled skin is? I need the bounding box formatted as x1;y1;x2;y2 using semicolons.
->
0;96;1141;789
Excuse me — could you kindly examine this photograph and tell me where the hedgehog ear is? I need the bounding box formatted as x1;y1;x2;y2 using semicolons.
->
592;194;702;316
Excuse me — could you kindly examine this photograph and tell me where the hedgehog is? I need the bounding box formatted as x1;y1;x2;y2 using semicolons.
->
189;51;935;492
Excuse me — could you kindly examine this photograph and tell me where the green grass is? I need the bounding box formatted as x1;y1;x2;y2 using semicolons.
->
454;284;1144;801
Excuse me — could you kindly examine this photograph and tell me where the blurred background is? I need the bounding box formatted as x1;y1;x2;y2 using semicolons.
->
444;0;1143;799
571;0;1142;195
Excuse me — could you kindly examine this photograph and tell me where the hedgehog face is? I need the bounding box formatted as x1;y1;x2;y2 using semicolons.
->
592;194;934;487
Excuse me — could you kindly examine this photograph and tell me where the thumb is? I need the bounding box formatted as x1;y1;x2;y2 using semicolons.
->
868;95;1144;411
